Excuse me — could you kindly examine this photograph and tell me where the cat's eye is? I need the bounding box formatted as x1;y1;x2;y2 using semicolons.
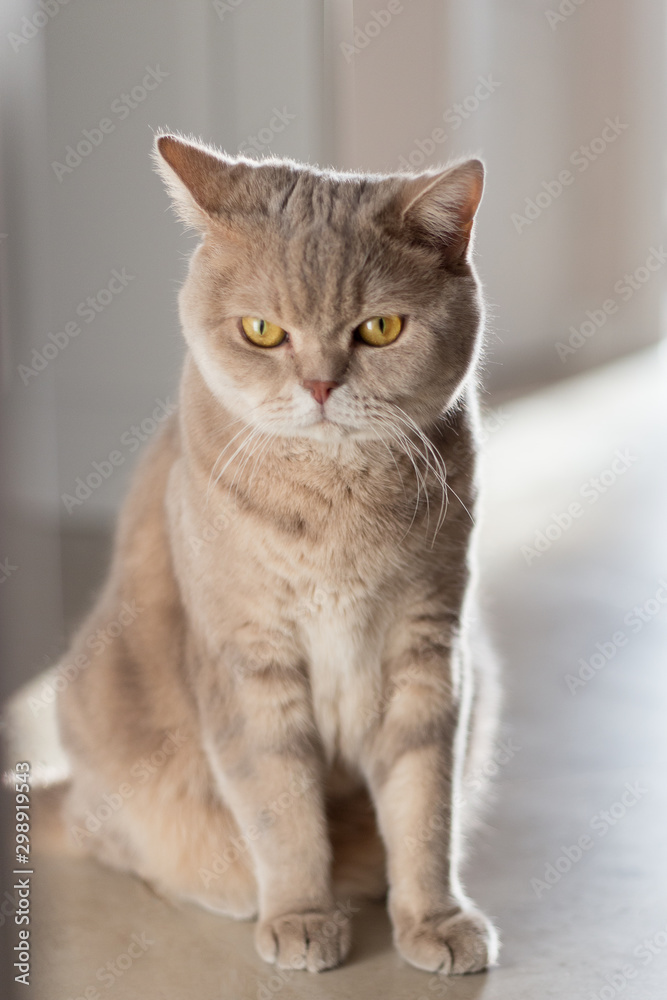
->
241;316;287;348
355;315;403;347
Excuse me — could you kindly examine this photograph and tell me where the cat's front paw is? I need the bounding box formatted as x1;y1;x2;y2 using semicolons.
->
255;908;352;973
394;907;499;974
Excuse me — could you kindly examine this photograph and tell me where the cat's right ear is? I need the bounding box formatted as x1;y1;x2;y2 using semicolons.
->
153;134;246;231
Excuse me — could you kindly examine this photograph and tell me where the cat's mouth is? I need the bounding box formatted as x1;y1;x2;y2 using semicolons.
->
291;413;378;443
251;389;385;441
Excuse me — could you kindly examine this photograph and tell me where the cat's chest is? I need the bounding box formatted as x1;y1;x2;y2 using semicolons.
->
247;476;404;767
298;585;386;770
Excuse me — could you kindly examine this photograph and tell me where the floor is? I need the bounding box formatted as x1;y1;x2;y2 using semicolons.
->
4;347;667;999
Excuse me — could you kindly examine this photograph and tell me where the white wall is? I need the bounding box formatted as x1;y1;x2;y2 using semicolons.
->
1;0;64;691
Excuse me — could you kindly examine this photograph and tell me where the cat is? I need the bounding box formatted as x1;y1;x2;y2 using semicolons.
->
56;133;500;975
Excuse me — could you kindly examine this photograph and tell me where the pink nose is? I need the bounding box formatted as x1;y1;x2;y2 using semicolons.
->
303;380;339;406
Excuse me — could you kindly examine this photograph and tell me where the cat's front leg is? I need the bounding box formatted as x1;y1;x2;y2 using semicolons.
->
198;644;351;972
365;642;499;975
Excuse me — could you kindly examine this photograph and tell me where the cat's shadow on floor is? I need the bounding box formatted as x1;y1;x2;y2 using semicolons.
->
347;901;496;997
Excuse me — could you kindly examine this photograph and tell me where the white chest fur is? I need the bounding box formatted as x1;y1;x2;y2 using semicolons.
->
300;589;384;771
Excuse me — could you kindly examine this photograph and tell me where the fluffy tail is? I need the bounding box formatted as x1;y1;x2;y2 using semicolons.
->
2;668;81;856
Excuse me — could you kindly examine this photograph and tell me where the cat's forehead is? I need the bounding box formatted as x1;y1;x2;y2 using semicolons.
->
272;169;383;228
220;228;383;333
202;169;407;328
245;219;421;333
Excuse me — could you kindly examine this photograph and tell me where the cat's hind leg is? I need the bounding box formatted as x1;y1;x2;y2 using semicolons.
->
62;749;259;920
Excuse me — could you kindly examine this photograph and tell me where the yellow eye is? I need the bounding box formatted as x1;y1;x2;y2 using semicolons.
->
355;315;403;347
241;316;287;348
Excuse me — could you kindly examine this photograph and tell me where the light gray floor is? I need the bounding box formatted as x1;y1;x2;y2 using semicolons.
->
5;348;667;999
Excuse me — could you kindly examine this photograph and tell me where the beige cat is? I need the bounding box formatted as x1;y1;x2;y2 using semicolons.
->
56;134;500;975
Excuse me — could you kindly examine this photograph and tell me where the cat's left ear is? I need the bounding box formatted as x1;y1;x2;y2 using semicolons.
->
398;159;484;262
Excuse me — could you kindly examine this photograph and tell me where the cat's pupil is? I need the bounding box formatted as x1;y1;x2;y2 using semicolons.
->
259;320;265;335
379;318;385;333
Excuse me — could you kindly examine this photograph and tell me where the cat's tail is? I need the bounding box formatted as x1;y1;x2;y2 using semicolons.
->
2;667;84;856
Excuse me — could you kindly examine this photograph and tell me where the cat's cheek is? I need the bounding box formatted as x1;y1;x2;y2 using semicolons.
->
186;335;253;417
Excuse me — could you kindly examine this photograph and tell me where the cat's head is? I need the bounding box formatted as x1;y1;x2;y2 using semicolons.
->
155;134;485;443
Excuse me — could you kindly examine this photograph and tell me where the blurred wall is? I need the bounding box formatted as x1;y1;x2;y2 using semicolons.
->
329;0;665;398
0;0;665;685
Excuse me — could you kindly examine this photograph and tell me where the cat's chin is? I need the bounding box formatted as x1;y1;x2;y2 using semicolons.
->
280;418;379;445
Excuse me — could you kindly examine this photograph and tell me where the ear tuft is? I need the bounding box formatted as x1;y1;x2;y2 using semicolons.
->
399;159;485;261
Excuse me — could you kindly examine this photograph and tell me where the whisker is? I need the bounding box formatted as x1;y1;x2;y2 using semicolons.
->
229;425;265;498
395;406;476;534
397;427;430;527
234;426;274;499
393;409;448;539
247;430;276;495
208;427;258;501
372;413;426;535
373;420;408;501
205;417;251;506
